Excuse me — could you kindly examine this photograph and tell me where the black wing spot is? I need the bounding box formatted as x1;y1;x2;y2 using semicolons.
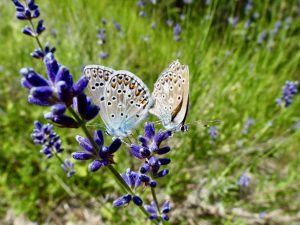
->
111;114;115;118
120;113;124;116
108;101;112;106
112;96;117;101
95;82;99;87
136;114;140;118
100;96;105;101
100;82;104;86
91;86;96;90
117;89;122;94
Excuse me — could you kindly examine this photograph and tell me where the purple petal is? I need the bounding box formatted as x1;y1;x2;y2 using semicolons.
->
30;86;53;98
85;105;100;121
73;76;88;95
132;196;143;206
113;194;132;207
94;130;104;147
88;160;104;172
150;180;157;187
156;169;169;178
140;163;150;174
16;12;27;20
56;81;71;103
75;135;93;152
161;200;171;213
21;77;32;89
75;93;88;116
36;19;45;34
130;144;143;159
22;26;36;37
161;214;169;221
158;158;171;165
51;103;66;115
28;95;51;106
49;114;79;128
72;151;93;160
156;146;170;155
55;66;73;87
108;138;122;154
138;135;148;147
20;67;49;87
44;53;59;83
144;122;155;139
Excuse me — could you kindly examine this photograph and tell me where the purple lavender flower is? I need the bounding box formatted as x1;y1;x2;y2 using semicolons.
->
242;118;255;134
145;200;171;220
72;130;122;172
151;22;157;29
183;0;193;4
113;169;151;207
72;93;100;121
20;52;88;108
99;51;109;59
137;0;146;7
113;20;122;32
228;16;239;27
31;42;56;59
257;31;267;45
244;0;253;14
276;81;298;107
139;11;147;17
97;28;106;45
61;159;75;177
238;173;251;187
270;20;282;36
166;20;173;27
208;126;218;140
31;121;63;158
12;0;40;21
173;24;182;42
130;123;171;179
101;18;107;25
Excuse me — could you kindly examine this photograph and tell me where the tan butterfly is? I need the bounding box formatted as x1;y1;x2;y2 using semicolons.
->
149;60;189;131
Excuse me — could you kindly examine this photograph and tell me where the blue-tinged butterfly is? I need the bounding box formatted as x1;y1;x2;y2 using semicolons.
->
149;60;189;132
84;65;153;138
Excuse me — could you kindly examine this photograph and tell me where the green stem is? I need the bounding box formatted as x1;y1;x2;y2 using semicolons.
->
151;187;161;214
28;19;44;52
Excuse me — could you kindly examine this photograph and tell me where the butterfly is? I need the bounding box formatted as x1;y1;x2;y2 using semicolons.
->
84;65;153;138
149;60;189;132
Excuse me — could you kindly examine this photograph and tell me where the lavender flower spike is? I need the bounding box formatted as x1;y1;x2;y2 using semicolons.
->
145;200;171;221
276;80;298;107
73;130;122;172
31;121;63;158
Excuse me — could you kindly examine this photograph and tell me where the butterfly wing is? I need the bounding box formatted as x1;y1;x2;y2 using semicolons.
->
84;65;115;129
149;60;189;131
101;70;153;138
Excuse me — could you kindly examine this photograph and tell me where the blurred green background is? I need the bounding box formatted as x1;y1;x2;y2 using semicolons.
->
1;0;300;224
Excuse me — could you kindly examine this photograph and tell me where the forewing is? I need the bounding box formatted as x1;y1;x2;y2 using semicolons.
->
84;65;115;128
101;70;153;137
150;60;189;130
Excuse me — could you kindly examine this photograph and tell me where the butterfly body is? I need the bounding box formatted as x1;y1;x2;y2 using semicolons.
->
84;65;153;138
149;60;189;131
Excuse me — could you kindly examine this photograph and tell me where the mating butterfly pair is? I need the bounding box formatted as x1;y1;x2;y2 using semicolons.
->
84;60;189;138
